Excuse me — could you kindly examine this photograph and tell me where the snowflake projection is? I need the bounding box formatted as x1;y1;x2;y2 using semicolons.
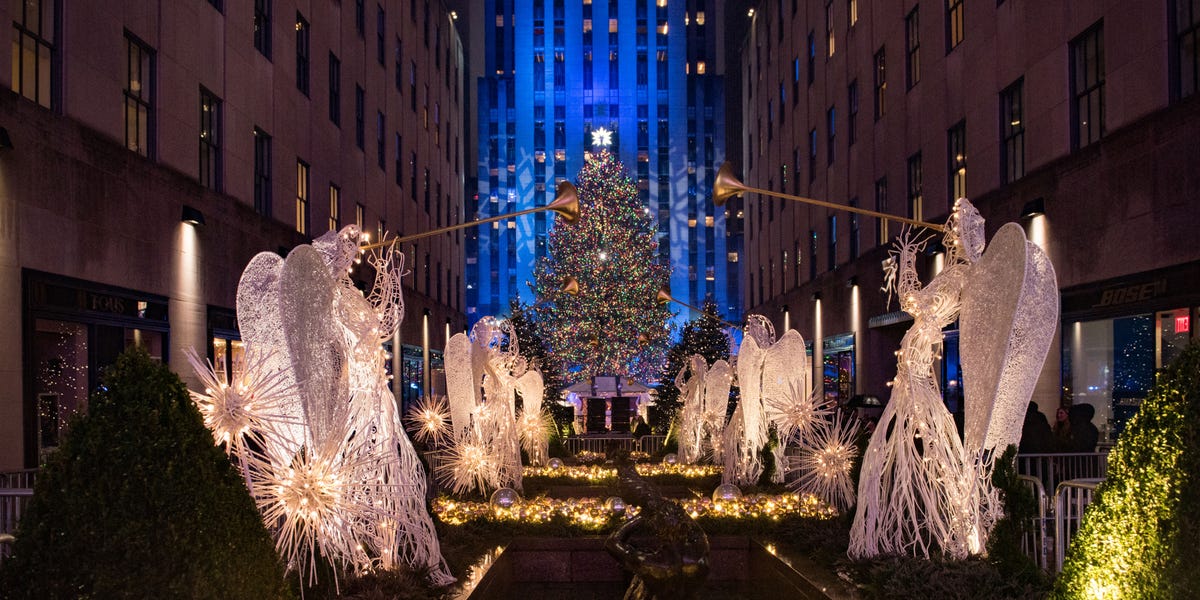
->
791;413;860;513
191;225;453;586
405;395;452;446
183;346;301;456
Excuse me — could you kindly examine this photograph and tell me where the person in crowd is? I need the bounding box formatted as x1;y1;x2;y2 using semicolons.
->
1019;401;1054;453
1052;406;1073;451
1068;403;1100;453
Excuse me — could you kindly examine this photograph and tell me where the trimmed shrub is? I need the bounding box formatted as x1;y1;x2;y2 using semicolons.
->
0;348;288;599
1053;342;1200;598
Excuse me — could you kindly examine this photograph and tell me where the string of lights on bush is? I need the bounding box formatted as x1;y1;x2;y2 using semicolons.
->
521;463;723;483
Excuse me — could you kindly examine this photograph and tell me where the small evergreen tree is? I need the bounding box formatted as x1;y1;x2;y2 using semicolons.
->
653;299;732;429
1053;342;1200;598
0;348;288;599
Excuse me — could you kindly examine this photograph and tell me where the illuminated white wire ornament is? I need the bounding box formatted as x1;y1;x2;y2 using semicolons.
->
675;355;709;464
405;395;453;446
192;225;453;586
791;413;860;513
183;346;301;455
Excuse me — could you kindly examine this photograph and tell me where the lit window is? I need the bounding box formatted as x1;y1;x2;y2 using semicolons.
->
705;215;714;227
697;61;706;74
696;11;705;25
728;251;738;263
688;218;697;227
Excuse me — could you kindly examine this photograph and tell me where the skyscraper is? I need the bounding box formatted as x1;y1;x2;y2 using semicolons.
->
467;0;739;327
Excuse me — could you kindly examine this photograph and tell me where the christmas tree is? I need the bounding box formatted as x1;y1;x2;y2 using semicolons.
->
654;299;733;425
532;149;673;384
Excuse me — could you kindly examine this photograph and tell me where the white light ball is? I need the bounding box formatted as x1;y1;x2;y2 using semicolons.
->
712;483;743;503
605;496;627;515
548;458;564;470
662;453;678;465
489;487;521;510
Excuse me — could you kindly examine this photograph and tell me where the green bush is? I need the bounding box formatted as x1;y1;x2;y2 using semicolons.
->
984;445;1046;587
0;348;288;599
1053;342;1200;598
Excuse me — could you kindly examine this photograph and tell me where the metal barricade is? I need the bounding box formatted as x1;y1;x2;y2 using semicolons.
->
1053;478;1104;573
1016;474;1050;571
0;469;37;489
563;435;639;455
1016;452;1108;491
637;435;667;455
0;488;33;566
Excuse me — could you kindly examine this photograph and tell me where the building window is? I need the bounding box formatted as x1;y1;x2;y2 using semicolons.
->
793;239;801;287
11;0;57;109
808;128;817;182
329;53;340;125
1071;21;1105;149
329;184;341;231
849;197;860;257
253;127;272;216
848;80;858;145
295;160;309;235
395;133;404;186
948;120;967;201
356;202;365;229
905;6;920;89
793;56;801;101
377;111;386;169
124;34;154;158
1000;78;1025;184
826;106;836;165
355;85;365;149
254;0;272;59
809;230;818;281
377;4;386;65
355;0;365;36
946;0;964;52
826;1;835;57
1176;0;1200;99
828;215;837;271
395;37;404;93
873;47;886;119
907;153;923;221
199;88;221;190
295;13;309;95
875;177;888;244
807;31;816;85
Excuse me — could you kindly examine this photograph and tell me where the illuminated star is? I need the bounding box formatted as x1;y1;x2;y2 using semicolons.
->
591;126;613;148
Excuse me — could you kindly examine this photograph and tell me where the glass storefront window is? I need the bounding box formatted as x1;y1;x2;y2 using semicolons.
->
1064;307;1193;443
822;333;855;407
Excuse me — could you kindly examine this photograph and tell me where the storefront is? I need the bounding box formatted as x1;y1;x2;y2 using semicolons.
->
822;333;855;406
1060;260;1200;443
23;271;170;465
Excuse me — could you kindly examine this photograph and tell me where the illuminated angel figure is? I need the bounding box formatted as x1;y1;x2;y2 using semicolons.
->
850;200;991;560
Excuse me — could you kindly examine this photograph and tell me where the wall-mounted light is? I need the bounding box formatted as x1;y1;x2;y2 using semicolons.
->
845;276;858;289
1021;197;1045;220
181;205;206;226
811;291;822;302
0;127;13;151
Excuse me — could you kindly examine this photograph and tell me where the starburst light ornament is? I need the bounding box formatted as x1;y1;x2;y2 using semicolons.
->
183;345;301;456
791;413;860;512
591;126;613;148
405;395;452;446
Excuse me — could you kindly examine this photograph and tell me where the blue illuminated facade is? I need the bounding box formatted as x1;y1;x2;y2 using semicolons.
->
466;0;738;327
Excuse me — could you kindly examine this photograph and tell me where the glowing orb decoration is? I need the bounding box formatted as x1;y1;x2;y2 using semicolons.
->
791;413;860;512
489;487;522;510
713;483;743;503
663;453;679;466
548;458;564;470
605;496;627;515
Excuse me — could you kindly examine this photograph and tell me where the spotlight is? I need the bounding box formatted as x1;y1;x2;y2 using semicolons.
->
845;276;858;288
181;205;206;226
811;291;822;301
1020;197;1045;220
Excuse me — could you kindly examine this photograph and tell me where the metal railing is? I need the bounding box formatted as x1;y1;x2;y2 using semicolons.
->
0;488;33;566
1016;452;1108;491
1053;478;1104;573
1016;474;1050;571
562;434;667;456
0;469;37;489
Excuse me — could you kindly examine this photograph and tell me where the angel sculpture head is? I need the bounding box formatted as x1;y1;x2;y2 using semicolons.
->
945;198;986;265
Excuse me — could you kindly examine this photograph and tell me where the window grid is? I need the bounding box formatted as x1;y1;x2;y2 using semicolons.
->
828;215;838;271
253;128;272;216
296;13;309;95
873;47;886;119
826;1;835;57
848;80;858;145
199;87;221;190
1000;78;1025;183
905;6;920;89
295;160;309;235
124;34;154;157
826;106;836;165
1071;22;1105;149
907;153;923;221
948;120;967;202
875;177;888;244
11;0;56;108
947;0;964;52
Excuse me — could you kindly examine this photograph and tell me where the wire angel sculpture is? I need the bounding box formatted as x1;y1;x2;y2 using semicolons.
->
191;225;453;587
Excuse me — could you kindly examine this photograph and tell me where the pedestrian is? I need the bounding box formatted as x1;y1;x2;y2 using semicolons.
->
1068;404;1099;453
1019;401;1053;453
1052;406;1073;451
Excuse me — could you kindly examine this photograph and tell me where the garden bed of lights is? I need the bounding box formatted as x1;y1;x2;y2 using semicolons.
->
522;462;722;483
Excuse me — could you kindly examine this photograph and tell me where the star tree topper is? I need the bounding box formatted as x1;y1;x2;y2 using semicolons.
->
591;126;613;149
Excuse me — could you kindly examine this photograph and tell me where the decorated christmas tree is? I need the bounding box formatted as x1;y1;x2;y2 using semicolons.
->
532;148;673;384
